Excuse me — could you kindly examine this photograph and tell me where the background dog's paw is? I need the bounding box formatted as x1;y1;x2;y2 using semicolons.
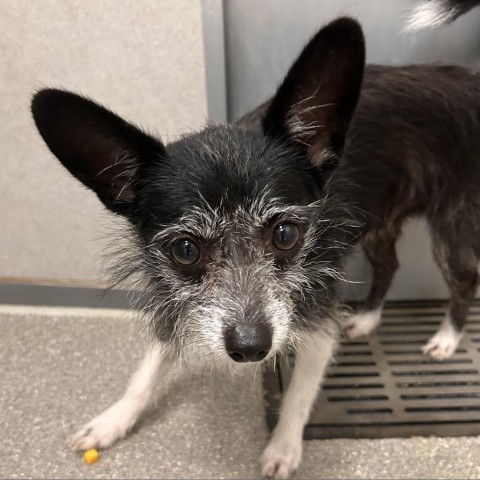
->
261;438;302;479
422;326;461;360
342;309;381;339
69;403;134;451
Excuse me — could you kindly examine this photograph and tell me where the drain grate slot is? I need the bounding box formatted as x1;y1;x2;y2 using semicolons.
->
391;369;478;376
322;383;384;390
347;407;393;414
263;301;480;439
401;392;480;400
388;359;472;365
336;361;377;367
328;395;389;402
337;351;373;356
396;380;480;388
405;406;480;412
326;372;381;378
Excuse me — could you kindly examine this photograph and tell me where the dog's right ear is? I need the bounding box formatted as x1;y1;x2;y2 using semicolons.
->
31;89;166;217
263;17;365;172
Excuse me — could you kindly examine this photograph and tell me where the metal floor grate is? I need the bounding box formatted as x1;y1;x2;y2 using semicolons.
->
263;301;480;438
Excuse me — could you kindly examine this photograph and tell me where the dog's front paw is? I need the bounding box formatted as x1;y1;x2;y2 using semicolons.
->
261;436;302;479
343;309;381;339
422;323;462;360
70;401;136;451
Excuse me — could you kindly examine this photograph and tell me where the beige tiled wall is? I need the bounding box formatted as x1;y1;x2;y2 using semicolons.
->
0;0;207;283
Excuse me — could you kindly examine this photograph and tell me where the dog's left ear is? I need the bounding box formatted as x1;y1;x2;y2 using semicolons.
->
263;17;365;169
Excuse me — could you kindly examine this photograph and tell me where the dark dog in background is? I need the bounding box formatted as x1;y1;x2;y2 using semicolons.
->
341;0;480;357
340;63;480;359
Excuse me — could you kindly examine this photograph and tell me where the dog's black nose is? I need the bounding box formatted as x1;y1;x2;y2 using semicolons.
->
225;325;272;362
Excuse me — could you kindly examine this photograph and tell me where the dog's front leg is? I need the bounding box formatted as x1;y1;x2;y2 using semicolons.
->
261;328;336;479
70;341;173;451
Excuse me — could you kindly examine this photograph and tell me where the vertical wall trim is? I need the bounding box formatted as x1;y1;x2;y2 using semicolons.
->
200;0;228;123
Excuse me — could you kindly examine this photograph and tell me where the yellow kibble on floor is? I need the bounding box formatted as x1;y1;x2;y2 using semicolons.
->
84;448;99;464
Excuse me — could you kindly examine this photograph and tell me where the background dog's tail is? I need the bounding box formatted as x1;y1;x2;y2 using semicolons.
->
406;0;480;31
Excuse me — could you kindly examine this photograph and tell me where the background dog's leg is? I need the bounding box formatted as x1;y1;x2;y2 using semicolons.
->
261;328;336;479
344;226;400;338
424;232;479;359
70;341;173;451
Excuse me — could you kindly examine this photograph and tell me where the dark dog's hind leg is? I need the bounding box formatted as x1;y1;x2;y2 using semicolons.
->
344;227;400;338
423;232;479;359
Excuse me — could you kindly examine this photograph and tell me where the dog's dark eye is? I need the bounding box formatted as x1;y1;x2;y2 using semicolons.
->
171;239;200;265
272;223;299;251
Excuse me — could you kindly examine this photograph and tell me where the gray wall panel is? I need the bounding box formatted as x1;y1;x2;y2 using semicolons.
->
1;0;207;283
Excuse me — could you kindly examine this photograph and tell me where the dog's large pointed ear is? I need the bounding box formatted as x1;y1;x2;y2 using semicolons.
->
31;89;166;216
263;17;365;169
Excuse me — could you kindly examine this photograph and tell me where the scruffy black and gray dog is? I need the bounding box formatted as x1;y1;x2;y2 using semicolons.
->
32;18;365;479
30;0;480;477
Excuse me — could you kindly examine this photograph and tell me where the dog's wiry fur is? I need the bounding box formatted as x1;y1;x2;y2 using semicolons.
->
31;18;365;479
108;177;353;368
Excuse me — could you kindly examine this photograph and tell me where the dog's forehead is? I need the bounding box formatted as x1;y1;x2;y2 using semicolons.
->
140;125;318;235
164;125;313;201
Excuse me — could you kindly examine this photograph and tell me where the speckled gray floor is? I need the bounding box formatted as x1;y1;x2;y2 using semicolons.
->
2;305;480;479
